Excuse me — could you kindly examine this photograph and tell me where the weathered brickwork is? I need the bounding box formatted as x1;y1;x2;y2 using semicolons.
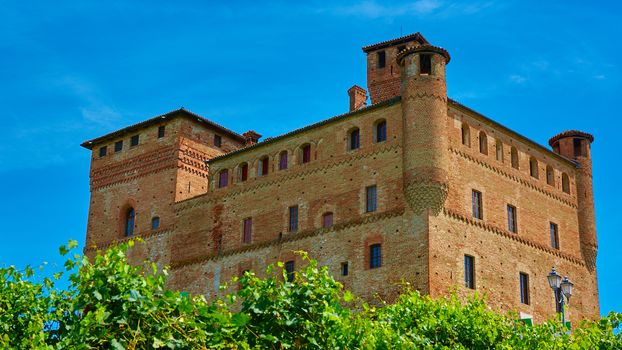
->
81;33;599;323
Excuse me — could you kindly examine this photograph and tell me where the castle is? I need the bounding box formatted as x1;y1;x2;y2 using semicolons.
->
81;33;599;323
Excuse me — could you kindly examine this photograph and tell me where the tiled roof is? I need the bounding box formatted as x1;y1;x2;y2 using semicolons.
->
549;130;595;146
207;97;401;163
396;44;451;64
362;32;429;53
80;108;246;149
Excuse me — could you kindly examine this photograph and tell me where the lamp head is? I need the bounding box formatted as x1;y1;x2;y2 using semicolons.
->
560;276;573;300
547;267;562;289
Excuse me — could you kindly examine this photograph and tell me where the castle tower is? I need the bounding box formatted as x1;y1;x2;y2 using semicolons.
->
397;43;451;215
549;131;597;270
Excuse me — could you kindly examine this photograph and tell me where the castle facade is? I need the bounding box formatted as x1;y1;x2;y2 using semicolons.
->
81;33;599;323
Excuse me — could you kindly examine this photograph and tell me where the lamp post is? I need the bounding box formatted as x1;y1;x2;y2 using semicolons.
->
547;267;574;327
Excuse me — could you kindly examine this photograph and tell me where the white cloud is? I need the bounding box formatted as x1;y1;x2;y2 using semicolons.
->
509;74;527;84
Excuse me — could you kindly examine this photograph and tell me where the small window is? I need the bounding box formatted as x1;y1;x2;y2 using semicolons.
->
258;157;269;176
461;123;470;147
479;131;488;155
285;261;295;282
366;185;377;213
511;147;519;169
550;222;559;250
562;173;570;194
98;146;107;157
151;216;160;230
369;244;382;269
397;45;406;53
301;144;311;164
341;262;349;276
218;169;229;188
242;218;252;244
288;205;299;232
158;125;166;138
507;204;517;233
495;140;503;162
130;135;139;147
546;165;555;186
377;51;386;68
464;255;475;289
529;157;539;179
279;151;288;170
519;272;530;305
214;135;222;148
115;140;123;153
420;54;432;75
472;190;483;220
322;212;333;228
374;120;387;143
238;163;248;182
125;208;135;237
573;138;583;157
349;128;360;150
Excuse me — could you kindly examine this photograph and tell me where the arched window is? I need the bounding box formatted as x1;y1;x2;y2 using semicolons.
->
529;157;539;179
151;216;160;230
238;162;248;182
479;131;488;155
349;128;360;150
374;120;387;143
258;156;269;176
495;140;504;162
218;169;229;188
562;173;570;194
125;208;135;237
511;147;519;169
461;123;470;147
300;144;311;164
279;151;288;170
322;212;333;228
546;165;555;186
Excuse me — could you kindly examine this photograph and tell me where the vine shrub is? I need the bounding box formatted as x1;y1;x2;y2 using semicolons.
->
0;240;620;349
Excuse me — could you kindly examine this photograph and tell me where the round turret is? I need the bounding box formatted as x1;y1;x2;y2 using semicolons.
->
549;130;597;270
398;43;450;215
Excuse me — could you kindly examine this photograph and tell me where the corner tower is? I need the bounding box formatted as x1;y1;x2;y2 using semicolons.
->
549;131;597;270
397;43;451;215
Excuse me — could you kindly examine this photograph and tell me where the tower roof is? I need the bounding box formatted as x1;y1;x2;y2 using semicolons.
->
80;108;245;149
362;32;430;53
548;130;595;147
396;44;451;64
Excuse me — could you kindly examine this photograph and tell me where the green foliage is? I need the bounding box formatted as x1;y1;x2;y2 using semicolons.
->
0;241;620;349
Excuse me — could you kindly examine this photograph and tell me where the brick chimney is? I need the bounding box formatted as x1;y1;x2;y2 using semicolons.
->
348;85;367;112
243;130;262;146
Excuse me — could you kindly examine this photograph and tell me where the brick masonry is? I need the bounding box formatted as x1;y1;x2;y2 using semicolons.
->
81;33;599;323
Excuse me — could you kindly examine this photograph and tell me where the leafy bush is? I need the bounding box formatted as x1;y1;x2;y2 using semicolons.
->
0;240;619;349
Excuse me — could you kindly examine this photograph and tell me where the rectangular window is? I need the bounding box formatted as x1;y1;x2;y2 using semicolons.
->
322;212;333;228
285;261;295;282
369;244;382;269
472;190;483;220
377;51;386;68
114;140;123;153
519;272;530;305
261;158;269;176
98;146;107;157
420;54;432;74
366;185;377;213
288;205;299;232
507;205;517;233
240;163;248;181
218;170;228;188
550;222;559;250
302;145;311;163
130;135;139;147
214;134;222;148
279;152;288;170
242;218;252;244
350;129;360;150
341;262;349;276
464;255;475;289
573;138;583;157
158;125;166;138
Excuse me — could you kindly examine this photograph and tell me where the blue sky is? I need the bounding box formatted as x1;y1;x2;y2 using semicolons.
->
1;1;620;315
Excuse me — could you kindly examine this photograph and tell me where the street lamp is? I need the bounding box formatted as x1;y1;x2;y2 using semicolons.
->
547;267;574;327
